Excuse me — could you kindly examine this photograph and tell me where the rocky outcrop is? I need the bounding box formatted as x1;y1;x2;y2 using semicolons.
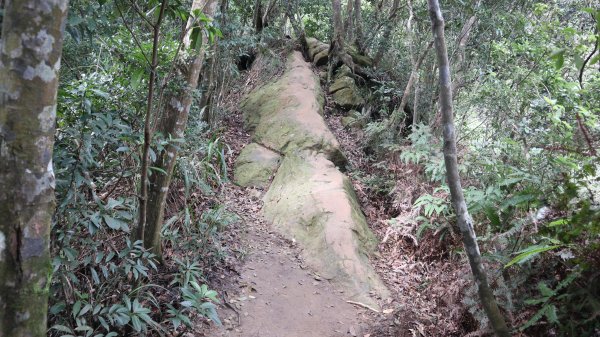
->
235;51;388;309
341;110;365;129
306;37;328;61
329;67;365;109
263;151;389;308
305;37;373;69
240;52;345;166
234;143;281;188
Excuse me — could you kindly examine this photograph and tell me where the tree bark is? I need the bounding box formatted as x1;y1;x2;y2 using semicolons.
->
329;0;358;80
253;0;263;33
427;1;511;336
344;0;354;42
0;0;68;335
137;0;169;243
141;0;218;258
373;0;401;66
451;14;477;97
397;40;433;128
353;0;364;52
261;0;277;30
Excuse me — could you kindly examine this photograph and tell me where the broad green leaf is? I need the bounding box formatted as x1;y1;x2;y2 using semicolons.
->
102;215;127;230
550;49;565;69
547;218;568;227
505;245;562;268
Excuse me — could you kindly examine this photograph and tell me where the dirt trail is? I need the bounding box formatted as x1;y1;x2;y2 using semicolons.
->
207;51;385;337
210;201;369;337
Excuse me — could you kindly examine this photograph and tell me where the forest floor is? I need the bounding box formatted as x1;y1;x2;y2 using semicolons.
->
196;106;376;336
195;49;475;337
207;185;372;337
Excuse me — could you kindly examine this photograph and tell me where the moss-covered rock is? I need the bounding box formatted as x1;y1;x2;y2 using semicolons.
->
313;49;329;66
341;110;365;129
306;37;320;50
306;37;329;62
328;76;355;94
240;51;345;166
263;151;389;308
333;87;365;109
335;64;353;79
234;143;281;188
330;71;365;109
347;47;373;67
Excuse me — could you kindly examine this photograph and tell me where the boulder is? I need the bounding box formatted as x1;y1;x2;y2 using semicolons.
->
234;143;281;188
313;49;329;66
335;65;353;79
263;151;389;308
306;37;329;62
332;86;365;109
330;69;365;109
306;37;320;50
347;47;373;67
341;110;365;129
241;52;346;167
328;76;355;94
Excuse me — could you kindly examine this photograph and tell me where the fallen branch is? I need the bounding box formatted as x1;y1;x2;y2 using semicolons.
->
346;300;380;313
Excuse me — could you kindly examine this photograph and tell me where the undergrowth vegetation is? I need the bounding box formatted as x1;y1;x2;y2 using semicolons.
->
339;1;599;335
46;1;257;335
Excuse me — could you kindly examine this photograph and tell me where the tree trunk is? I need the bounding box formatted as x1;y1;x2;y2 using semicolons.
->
343;0;354;42
451;14;477;97
353;0;364;52
253;0;263;33
141;0;218;258
329;0;358;80
427;1;511;336
261;0;277;30
137;0;169;243
0;0;68;335
394;40;432;129
373;0;400;66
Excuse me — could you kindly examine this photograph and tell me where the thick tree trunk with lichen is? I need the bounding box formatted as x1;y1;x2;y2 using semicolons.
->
142;0;218;257
0;0;68;335
427;1;510;336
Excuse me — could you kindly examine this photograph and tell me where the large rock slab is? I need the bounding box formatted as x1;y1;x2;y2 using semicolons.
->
333;87;365;109
313;49;329;66
234;143;281;188
241;52;345;166
263;151;389;308
329;67;364;109
306;37;329;61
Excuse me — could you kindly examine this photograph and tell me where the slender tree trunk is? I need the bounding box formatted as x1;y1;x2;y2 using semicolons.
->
142;0;218;257
253;0;263;33
0;0;68;335
373;0;400;65
344;0;354;42
413;73;421;124
261;0;277;29
451;15;477;97
396;40;433;125
353;0;364;52
427;1;511;336
137;0;169;243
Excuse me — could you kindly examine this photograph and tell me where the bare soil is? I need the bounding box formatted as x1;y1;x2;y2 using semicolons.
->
208;197;372;337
